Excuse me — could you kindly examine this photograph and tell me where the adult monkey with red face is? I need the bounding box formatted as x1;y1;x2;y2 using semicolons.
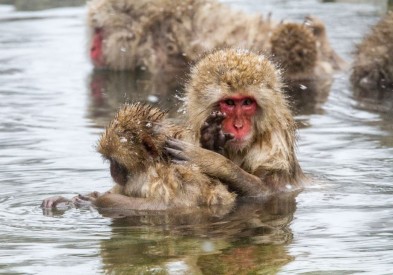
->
166;49;306;197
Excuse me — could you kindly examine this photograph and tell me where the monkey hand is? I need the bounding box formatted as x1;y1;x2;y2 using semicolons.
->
41;196;74;209
72;192;102;208
165;138;231;174
200;111;234;154
165;138;268;196
164;138;194;164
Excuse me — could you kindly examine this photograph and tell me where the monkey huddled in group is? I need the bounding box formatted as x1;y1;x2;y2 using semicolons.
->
87;0;271;72
350;11;393;111
87;0;345;81
42;49;305;211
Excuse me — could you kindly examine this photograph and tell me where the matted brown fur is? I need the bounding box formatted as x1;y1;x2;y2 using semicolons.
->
270;23;317;75
351;11;393;94
185;49;304;191
97;103;236;208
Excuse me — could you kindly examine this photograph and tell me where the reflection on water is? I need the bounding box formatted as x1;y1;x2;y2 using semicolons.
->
1;0;393;274
6;0;85;11
99;193;297;274
87;69;185;128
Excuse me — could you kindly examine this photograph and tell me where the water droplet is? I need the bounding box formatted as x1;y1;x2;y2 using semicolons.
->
120;47;126;53
147;95;159;103
299;84;307;90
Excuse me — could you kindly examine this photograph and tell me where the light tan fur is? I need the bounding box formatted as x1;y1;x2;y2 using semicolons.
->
183;49;305;193
96;103;236;209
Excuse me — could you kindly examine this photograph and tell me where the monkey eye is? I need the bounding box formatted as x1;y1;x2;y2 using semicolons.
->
224;99;235;106
243;98;255;106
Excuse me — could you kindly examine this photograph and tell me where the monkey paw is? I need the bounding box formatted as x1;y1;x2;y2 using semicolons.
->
72;193;100;208
41;196;73;209
164;138;194;164
200;111;233;154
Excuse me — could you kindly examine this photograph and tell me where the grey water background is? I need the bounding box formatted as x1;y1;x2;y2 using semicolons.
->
1;0;393;274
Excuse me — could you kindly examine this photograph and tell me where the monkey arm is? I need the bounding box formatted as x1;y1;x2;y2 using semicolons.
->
77;193;168;211
165;139;270;197
41;196;74;209
41;191;103;209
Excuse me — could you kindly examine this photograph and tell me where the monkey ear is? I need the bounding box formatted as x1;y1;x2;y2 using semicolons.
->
141;134;159;158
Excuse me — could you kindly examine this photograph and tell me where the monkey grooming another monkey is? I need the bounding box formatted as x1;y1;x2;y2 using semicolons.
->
165;49;306;197
41;103;235;211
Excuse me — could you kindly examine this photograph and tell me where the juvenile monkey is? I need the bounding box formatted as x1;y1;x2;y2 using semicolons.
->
42;103;235;210
165;49;306;197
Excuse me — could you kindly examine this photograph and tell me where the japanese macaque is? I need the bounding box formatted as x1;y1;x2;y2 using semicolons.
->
87;0;273;72
350;11;393;112
271;16;345;81
165;49;306;197
87;0;344;82
270;17;342;114
41;103;235;210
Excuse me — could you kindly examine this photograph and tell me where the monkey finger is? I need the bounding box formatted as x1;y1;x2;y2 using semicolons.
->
41;196;70;209
224;133;235;142
216;132;227;149
171;159;189;165
204;111;224;125
163;147;189;161
214;111;227;124
201;131;215;149
165;138;186;151
73;195;95;207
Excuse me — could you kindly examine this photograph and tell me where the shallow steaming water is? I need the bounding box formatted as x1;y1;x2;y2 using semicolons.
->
0;0;393;274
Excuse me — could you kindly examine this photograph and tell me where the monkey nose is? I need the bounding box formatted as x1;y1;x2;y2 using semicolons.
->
234;120;243;129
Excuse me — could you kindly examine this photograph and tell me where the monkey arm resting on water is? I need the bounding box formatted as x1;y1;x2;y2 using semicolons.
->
41;191;168;211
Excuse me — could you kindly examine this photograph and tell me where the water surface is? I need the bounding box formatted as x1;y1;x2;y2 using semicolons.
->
1;1;393;274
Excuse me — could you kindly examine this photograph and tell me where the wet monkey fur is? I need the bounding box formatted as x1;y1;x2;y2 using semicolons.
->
166;49;306;197
42;103;235;211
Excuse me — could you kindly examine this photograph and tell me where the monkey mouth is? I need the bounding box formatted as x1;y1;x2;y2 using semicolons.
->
227;138;249;151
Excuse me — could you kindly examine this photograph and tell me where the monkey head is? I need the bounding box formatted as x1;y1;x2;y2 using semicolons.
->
87;0;143;70
186;49;292;152
270;22;317;76
97;103;178;185
87;0;192;72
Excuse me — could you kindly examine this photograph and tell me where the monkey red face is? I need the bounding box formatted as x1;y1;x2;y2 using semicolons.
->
219;95;257;141
90;28;104;68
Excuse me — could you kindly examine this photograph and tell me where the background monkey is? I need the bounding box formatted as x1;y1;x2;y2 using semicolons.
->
42;103;235;211
166;49;306;197
350;11;393;112
87;0;344;78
